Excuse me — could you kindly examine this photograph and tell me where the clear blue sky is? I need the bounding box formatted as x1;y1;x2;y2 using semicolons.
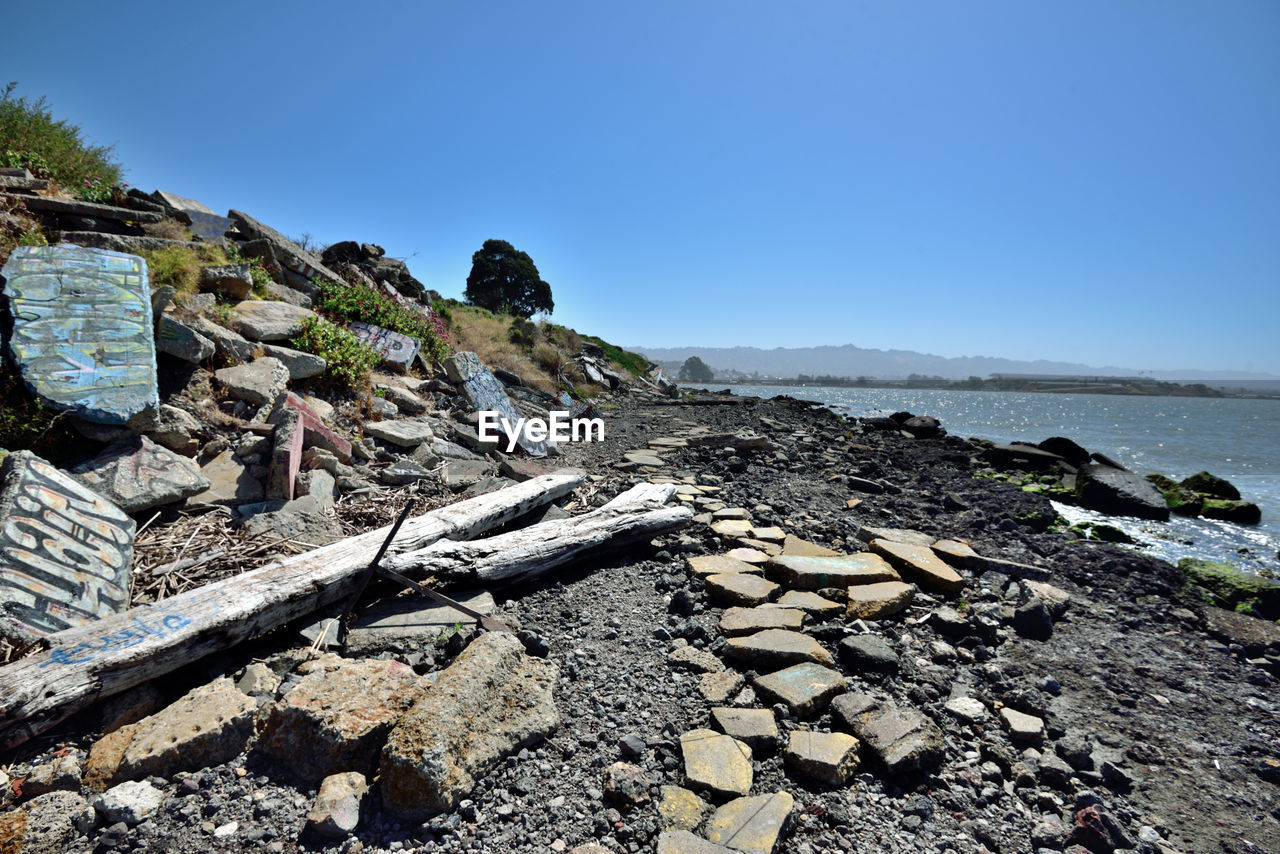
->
7;1;1278;374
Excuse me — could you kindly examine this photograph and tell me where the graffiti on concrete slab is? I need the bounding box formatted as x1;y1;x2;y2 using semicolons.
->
349;320;419;367
0;452;136;643
463;370;547;456
0;244;159;424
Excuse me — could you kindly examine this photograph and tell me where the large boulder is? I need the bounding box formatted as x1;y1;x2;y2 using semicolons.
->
1075;463;1170;520
380;632;559;818
69;436;210;513
1180;471;1241;500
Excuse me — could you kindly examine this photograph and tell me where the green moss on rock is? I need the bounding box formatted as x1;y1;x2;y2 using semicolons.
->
1178;558;1279;618
1200;499;1261;525
1180;471;1241;501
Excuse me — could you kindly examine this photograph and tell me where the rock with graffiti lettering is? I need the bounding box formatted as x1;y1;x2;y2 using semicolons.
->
348;320;419;370
0;244;160;424
0;451;136;644
69;435;211;514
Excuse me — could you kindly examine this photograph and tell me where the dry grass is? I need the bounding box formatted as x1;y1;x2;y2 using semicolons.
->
142;217;195;241
139;243;228;299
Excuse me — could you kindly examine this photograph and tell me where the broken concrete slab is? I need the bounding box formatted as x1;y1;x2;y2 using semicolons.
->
270;393;352;461
188;450;264;507
832;695;944;776
766;553;899;590
1000;707;1046;747
229;300;316;342
856;526;935;548
345;591;496;655
688;555;762;577
189;315;257;362
705;573;779;607
724;547;769;565
444;459;495;490
723;629;834;669
364;419;434;448
0;451;135;643
656;830;735;854
240;495;345;547
711;707;778;751
706;791;794;854
845;580;917;620
214;356;290;407
381;632;560;818
669;642;725;674
775;590;842;619
656;786;710;833
679;728;753;798
784;730;860;785
1;245;158;424
69;436;210;513
699;670;746;705
719;606;806;636
257;657;427;784
198;264;253;300
442;351;547;456
84;677;255;789
779;535;839;557
869;539;964;595
155;315;215;363
15;194;164;223
752;663;846;717
261;343;326;380
349;320;418;369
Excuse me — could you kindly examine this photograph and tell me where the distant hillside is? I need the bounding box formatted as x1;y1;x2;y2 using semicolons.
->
631;343;1280;385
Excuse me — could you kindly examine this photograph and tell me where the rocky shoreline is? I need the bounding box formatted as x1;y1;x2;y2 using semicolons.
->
1;388;1278;854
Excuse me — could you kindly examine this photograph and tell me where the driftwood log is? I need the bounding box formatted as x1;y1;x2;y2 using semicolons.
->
0;469;585;749
385;482;693;584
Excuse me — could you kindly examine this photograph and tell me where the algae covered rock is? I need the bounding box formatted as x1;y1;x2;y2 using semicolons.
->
1178;558;1280;618
1180;471;1241;501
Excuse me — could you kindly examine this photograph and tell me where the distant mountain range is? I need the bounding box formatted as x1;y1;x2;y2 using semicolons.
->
630;343;1280;386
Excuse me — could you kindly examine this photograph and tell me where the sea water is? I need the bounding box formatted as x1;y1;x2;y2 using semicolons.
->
696;385;1280;576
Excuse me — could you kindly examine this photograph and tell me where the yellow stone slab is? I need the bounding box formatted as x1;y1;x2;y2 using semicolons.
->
869;539;964;595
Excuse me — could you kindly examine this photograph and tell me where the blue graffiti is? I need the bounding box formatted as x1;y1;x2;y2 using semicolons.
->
38;613;192;667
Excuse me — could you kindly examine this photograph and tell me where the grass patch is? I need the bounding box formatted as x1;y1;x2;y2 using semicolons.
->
1;83;124;197
141;218;194;241
0;363;80;462
139;244;228;299
579;334;651;377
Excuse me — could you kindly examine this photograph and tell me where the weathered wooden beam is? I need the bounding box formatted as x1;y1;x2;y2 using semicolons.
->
0;469;584;749
386;482;693;585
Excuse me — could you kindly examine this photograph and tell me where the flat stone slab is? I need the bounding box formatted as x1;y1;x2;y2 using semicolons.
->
381;632;560;818
189;450;264;506
719;606;805;636
625;451;666;467
752;663;846;717
857;526;935;548
1;245;158;424
669;643;724;674
710;519;754;539
656;830;735;854
766;553;899;590
869;539;964;595
944;696;987;724
230;300;316;342
699;670;745;705
346;591;496;654
784;730;860;785
257;657;427;783
707;791;794;854
751;526;785;543
705;573;779;607
156;315;215;363
724;629;834;669
1000;707;1046;747
85;678;254;788
689;555;761;577
724;548;769;565
214;357;290;406
0;451;135;643
780;535;839;557
679;729;753;798
365;420;435;447
69;436;209;513
832;696;944;775
845;581;917;620
656;786;709;834
228;209;347;285
444;459;494;489
16;193;164;223
776;590;842;619
711;707;778;751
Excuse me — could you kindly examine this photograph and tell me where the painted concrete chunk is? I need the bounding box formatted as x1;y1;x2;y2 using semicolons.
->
845;580;917;620
70;435;210;513
350;320;419;368
0;452;135;643
257;657;428;784
719;606;806;636
443;351;546;456
752;663;846;717
705;573;778;607
767;553;900;590
780;535;839;557
784;731;860;785
707;791;794;854
1;245;158;423
680;728;753;798
272;392;352;461
775;590;842;619
724;629;833;668
711;707;778;750
869;539;964;595
656;786;710;833
365;420;434;447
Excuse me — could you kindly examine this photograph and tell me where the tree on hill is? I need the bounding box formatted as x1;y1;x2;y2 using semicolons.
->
678;356;714;383
464;239;554;318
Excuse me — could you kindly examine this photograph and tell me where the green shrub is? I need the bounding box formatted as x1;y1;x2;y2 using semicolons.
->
313;277;449;364
580;335;651;377
291;317;381;391
0;83;124;197
508;317;538;351
139;244;228;298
